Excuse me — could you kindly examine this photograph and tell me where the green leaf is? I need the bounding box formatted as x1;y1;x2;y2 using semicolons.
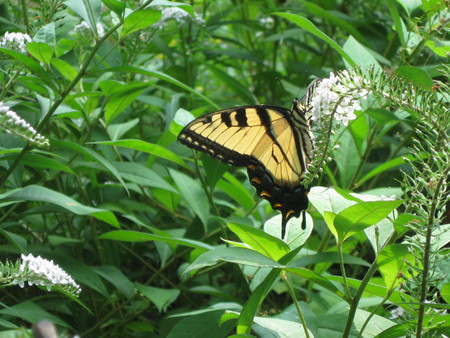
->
102;0;126;16
333;200;403;242
385;0;406;47
26;42;53;64
135;283;180;312
253;317;311;337
395;66;434;89
201;154;229;191
108;118;139;140
33;22;56;48
103;82;148;124
0;230;27;252
51;58;78;81
65;0;102;35
228;222;290;261
274;12;355;66
22;153;74;174
0;47;53;86
95;139;188;168
115;162;177;193
236;247;301;334
148;0;194;16
377;244;414;289
0;302;70;327
0;185;119;228
170;169;210;229
99;230;214;252
343;36;381;70
94;66;218;109
205;64;254;103
184;247;280;276
93;265;135;298
441;283;450;304
53;139;128;194
121;9;161;38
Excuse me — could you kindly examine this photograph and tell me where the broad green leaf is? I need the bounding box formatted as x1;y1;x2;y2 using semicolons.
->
168;310;236;337
349;113;369;157
275;12;355;66
441;283;450;304
228;222;290;261
103;82;148;124
22;153;74;174
334;200;403;242
285;267;346;298
343;36;381;70
33;22;56;47
99;230;214;252
253;317;311;337
292;251;370;268
298;1;368;45
183;247;281;276
327;276;414;304
26;42;53;64
378;244;415;289
395;66;434;89
355;155;414;188
93;265;135;298
0;185;119;227
51;58;78;81
264;214;313;249
216;176;254;211
205;64;254;103
94;139;188;168
170;169;210;229
201;154;229;191
425;40;450;57
0;47;53;86
65;0;102;35
102;0;126;16
0;230;27;252
53;139;128;194
108;118;139;140
334;129;360;188
114;162;177;193
121;9;161;37
0;302;70;328
237;248;301;334
148;0;194;16
385;0;406;46
135;284;180;312
94;66;218;109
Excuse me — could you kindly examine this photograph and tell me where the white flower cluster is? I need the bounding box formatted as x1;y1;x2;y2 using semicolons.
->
152;7;205;29
12;254;81;296
74;21;105;38
259;17;275;29
0;32;32;53
0;102;50;147
389;306;407;319
310;71;370;127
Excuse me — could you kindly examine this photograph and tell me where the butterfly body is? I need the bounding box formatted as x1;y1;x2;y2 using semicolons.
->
178;84;317;238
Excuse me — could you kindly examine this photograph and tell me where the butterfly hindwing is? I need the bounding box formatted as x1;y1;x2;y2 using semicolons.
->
178;101;313;237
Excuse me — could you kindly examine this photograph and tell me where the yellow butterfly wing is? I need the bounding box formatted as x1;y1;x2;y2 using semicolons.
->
178;101;313;237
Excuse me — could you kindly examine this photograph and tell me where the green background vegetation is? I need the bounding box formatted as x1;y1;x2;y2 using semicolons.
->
0;0;449;337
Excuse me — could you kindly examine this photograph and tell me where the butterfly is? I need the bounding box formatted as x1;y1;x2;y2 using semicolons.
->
178;81;318;238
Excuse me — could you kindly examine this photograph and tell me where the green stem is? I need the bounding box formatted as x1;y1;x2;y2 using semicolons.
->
338;241;352;299
416;167;450;336
282;271;310;338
